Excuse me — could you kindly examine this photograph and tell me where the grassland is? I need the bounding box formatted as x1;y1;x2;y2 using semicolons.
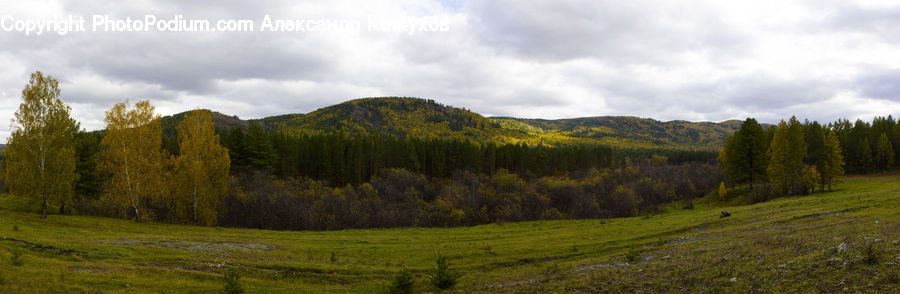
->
1;174;899;293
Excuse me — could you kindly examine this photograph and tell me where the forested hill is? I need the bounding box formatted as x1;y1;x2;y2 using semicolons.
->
160;110;248;138
492;117;743;150
269;97;529;143
159;97;743;151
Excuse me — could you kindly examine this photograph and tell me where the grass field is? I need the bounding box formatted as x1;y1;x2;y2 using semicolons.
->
1;174;899;293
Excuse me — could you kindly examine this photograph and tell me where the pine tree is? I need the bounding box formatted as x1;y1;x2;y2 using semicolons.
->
74;131;103;198
875;132;894;172
243;122;274;171
894;121;900;167
226;127;246;167
726;118;767;190
847;120;871;173
823;129;844;192
5;71;78;219
172;110;231;226
857;138;875;174
99;101;168;222
804;121;826;190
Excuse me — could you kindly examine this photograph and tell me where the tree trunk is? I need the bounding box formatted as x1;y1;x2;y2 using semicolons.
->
133;203;142;222
193;189;198;226
41;195;47;219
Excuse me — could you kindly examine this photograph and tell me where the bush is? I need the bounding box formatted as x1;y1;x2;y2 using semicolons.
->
10;249;23;266
749;183;777;204
882;270;900;284
859;240;883;265
625;246;642;262
429;254;461;290
222;269;244;294
387;268;415;294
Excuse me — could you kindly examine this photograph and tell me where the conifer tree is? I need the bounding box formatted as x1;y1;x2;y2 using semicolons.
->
857;138;875;174
767;120;790;194
5;71;78;219
823;129;844;191
725;118;767;190
804;121;826;190
874;132;894;172
243;122;275;171
227;126;246;167
767;117;806;195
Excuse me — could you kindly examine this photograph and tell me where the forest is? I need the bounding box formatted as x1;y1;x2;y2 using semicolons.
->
720;115;898;203
2;71;898;231
65;110;721;230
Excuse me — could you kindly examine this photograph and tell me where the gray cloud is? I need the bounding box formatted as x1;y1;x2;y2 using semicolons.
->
2;0;900;141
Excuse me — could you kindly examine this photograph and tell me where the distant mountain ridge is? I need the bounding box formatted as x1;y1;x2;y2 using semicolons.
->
160;97;743;151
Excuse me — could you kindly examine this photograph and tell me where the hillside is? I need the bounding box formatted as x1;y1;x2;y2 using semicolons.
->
159;110;248;138
1;174;898;292
160;97;743;151
492;117;742;150
272;97;530;143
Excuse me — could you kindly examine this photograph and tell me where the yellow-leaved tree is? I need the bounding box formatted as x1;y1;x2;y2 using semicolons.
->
99;100;168;222
172;110;230;226
5;71;79;219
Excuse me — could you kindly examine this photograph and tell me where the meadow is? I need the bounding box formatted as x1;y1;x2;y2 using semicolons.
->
1;173;898;293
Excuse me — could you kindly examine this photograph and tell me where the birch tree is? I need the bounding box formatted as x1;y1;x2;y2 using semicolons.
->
5;71;78;219
99;101;168;222
172;110;230;225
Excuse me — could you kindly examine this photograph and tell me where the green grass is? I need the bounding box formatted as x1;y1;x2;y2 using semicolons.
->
1;173;899;293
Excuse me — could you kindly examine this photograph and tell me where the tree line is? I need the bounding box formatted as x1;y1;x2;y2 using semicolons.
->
2;71;724;229
4;72;229;225
721;115;899;200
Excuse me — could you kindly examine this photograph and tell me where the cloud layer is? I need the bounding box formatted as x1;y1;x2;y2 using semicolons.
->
2;0;900;140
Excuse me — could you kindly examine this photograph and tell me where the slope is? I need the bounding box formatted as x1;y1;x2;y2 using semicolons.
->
273;97;529;143
156;97;745;150
0;174;898;292
492;117;742;150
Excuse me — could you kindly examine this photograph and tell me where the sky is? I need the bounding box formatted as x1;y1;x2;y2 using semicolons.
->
1;0;900;141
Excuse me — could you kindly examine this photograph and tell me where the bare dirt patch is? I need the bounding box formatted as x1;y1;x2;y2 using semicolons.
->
99;239;273;253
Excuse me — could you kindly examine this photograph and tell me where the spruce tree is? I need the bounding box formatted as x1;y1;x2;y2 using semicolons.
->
804;121;826;190
226;126;246;167
723;118;767;190
857;138;875;174
243;122;275;172
875;132;894;172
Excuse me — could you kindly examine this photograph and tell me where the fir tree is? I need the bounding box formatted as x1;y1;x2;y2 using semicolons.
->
858;138;875;174
875;132;894;172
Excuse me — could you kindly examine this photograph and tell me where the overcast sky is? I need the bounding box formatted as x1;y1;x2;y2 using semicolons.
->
2;0;900;141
